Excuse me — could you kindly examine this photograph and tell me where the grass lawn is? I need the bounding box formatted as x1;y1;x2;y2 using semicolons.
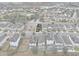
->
74;47;79;51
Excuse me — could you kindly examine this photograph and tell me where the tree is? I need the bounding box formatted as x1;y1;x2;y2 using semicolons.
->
36;24;42;32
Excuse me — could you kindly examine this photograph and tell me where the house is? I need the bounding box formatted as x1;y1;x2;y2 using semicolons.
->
69;33;79;47
61;33;73;52
7;23;24;31
0;32;8;47
54;32;65;52
9;33;21;47
0;21;24;31
37;32;45;51
0;21;10;30
46;32;55;51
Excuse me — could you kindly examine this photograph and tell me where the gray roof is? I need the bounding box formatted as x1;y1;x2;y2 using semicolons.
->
61;33;72;45
0;22;9;28
65;24;76;30
0;33;6;42
0;22;23;30
10;33;20;42
70;34;79;44
76;9;79;18
54;33;64;44
58;24;65;29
